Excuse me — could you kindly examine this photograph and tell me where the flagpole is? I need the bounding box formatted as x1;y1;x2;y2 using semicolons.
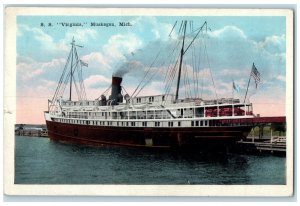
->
244;69;252;103
232;81;234;103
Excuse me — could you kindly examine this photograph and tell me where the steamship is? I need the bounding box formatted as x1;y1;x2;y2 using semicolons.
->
45;21;256;149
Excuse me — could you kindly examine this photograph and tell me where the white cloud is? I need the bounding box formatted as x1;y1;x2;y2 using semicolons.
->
64;29;97;43
104;33;143;59
276;75;286;82
209;25;247;39
90;33;144;76
17;54;36;64
18;24;98;53
149;18;174;40
40;79;58;88
219;68;248;78
81;52;111;71
131;16;175;40
255;34;286;54
17;58;66;81
84;75;111;89
18;24;68;52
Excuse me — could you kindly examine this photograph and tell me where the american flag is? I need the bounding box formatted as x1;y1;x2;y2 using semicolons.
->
233;81;240;92
251;63;260;88
80;60;88;67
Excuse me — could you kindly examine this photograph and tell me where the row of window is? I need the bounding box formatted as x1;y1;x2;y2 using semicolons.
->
57;118;247;128
56;118;184;127
191;120;209;127
56;118;247;128
64;101;98;106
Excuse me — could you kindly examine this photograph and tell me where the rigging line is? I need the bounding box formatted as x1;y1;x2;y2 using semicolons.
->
80;71;87;100
81;78;87;100
163;42;181;91
189;21;197;98
104;86;111;95
163;39;182;88
163;57;180;105
60;70;71;99
131;36;175;98
191;42;197;98
193;20;201;98
72;74;82;101
135;40;180;99
164;55;180;98
121;86;130;96
135;27;181;99
163;39;182;84
131;48;162;98
183;21;207;55
168;56;180;90
168;20;177;37
183;62;188;98
146;39;180;95
74;46;87;100
134;55;168;98
78;63;87;100
186;63;193;98
51;49;72;103
184;61;192;99
73;51;82;101
178;20;183;34
77;71;85;101
135;45;178;99
191;43;199;99
164;63;176;94
200;37;205;99
72;65;81;101
192;21;194;33
198;36;206;99
53;55;70;94
204;42;218;100
188;25;205;35
96;85;111;99
183;61;188;98
133;21;182;100
78;66;85;100
76;48;87;101
69;41;75;101
201;68;204;99
194;41;201;99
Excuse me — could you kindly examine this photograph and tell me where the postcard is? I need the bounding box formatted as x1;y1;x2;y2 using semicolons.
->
4;7;294;196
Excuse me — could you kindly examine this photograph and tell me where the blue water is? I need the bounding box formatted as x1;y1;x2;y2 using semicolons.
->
15;136;286;184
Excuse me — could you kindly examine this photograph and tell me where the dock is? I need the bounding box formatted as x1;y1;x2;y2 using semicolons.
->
232;116;286;155
15;124;48;137
236;136;286;154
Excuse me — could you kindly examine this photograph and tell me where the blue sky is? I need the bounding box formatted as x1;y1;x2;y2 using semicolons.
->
16;15;286;123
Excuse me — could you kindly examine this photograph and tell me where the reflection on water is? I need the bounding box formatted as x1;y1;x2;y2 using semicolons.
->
15;136;286;185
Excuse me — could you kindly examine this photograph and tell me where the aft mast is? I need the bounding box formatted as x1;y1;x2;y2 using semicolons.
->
69;38;75;101
174;20;208;102
175;20;187;102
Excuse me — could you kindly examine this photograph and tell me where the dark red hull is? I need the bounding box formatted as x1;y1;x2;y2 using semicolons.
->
46;120;252;149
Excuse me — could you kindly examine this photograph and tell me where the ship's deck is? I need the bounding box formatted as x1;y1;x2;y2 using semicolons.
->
220;116;286;124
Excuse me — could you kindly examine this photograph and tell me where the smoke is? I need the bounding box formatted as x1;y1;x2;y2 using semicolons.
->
113;60;144;77
112;37;175;77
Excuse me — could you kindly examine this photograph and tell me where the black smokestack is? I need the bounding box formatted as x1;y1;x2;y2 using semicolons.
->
111;76;123;104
